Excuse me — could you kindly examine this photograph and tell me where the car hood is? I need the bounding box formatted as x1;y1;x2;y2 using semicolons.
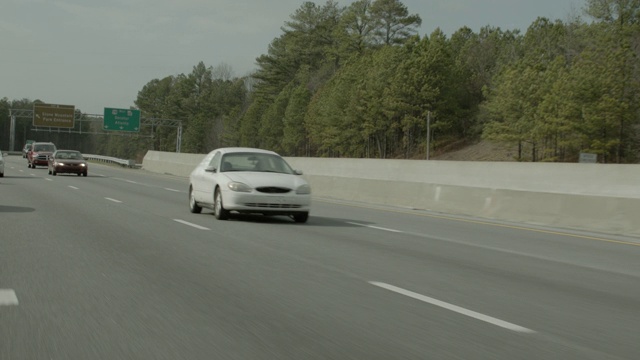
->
224;172;308;189
55;159;86;164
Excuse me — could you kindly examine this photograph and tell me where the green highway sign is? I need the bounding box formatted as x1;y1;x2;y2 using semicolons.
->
103;108;140;132
34;103;75;128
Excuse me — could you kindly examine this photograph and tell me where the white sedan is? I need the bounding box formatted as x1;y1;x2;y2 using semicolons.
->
188;147;311;223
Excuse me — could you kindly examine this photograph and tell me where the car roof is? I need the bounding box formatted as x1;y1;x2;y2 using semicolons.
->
212;147;280;156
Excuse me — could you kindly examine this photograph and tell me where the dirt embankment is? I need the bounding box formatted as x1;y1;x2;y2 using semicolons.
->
432;141;517;161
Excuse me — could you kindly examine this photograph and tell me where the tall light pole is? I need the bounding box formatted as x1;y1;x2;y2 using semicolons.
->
9;114;16;152
426;111;431;160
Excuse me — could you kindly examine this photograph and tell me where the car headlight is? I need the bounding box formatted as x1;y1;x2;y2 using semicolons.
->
80;163;86;167
228;181;252;192
296;184;311;195
57;162;65;166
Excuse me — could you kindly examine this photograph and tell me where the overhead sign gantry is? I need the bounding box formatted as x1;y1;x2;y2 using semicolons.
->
33;103;75;128
103;108;141;132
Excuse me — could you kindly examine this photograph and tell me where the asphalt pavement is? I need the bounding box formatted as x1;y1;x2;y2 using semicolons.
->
1;155;639;359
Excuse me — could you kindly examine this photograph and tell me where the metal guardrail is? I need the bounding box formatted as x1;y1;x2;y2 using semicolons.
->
1;151;139;168
83;154;139;168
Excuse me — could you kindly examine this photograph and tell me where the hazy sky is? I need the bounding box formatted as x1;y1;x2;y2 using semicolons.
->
1;0;581;115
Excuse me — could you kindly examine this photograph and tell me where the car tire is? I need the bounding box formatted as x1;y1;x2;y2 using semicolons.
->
83;172;87;177
214;188;229;220
0;172;4;178
189;186;202;214
293;212;309;223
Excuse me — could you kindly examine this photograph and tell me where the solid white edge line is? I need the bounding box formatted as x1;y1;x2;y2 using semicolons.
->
68;186;79;190
0;289;19;306
105;197;123;203
164;188;181;192
347;222;403;233
369;282;535;334
173;219;210;231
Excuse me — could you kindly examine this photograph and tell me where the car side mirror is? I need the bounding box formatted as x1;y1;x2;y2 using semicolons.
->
205;165;217;173
294;169;303;175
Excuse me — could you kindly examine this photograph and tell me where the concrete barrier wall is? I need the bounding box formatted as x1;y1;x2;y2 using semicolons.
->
142;150;640;237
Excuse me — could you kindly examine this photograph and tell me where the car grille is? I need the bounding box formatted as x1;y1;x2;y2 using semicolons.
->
36;155;49;160
256;187;291;194
244;203;302;209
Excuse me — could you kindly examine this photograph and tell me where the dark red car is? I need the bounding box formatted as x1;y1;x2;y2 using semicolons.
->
27;142;56;168
48;150;88;176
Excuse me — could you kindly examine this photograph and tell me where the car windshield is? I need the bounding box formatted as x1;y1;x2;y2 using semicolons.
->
220;153;294;174
57;151;83;160
34;144;55;152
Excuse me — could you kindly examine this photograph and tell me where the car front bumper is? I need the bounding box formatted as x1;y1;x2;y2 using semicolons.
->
222;190;311;214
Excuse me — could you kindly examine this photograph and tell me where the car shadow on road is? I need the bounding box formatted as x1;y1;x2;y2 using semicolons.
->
0;176;38;179
216;213;371;227
0;205;35;213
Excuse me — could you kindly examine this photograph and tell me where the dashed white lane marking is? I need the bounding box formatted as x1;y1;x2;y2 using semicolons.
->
69;186;79;190
174;219;210;230
347;222;402;233
164;188;181;192
105;197;123;203
369;282;535;334
0;289;19;306
45;178;53;181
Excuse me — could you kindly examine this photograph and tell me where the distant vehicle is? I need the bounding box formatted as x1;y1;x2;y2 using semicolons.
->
27;142;56;168
0;151;5;177
48;150;88;176
22;140;35;158
188;147;311;223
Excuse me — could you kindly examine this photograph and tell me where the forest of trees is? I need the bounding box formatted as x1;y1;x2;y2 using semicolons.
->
2;0;639;163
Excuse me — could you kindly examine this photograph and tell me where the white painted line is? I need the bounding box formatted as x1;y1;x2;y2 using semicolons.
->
126;180;138;184
369;282;535;334
0;289;19;306
45;178;53;181
105;197;122;203
68;186;79;190
164;188;181;192
347;222;403;233
174;219;210;230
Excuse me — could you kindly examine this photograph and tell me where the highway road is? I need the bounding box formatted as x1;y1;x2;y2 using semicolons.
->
1;154;639;359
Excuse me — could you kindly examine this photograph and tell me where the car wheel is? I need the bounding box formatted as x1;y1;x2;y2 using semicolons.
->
0;172;4;178
214;188;229;220
189;186;202;214
293;212;309;223
83;172;87;177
